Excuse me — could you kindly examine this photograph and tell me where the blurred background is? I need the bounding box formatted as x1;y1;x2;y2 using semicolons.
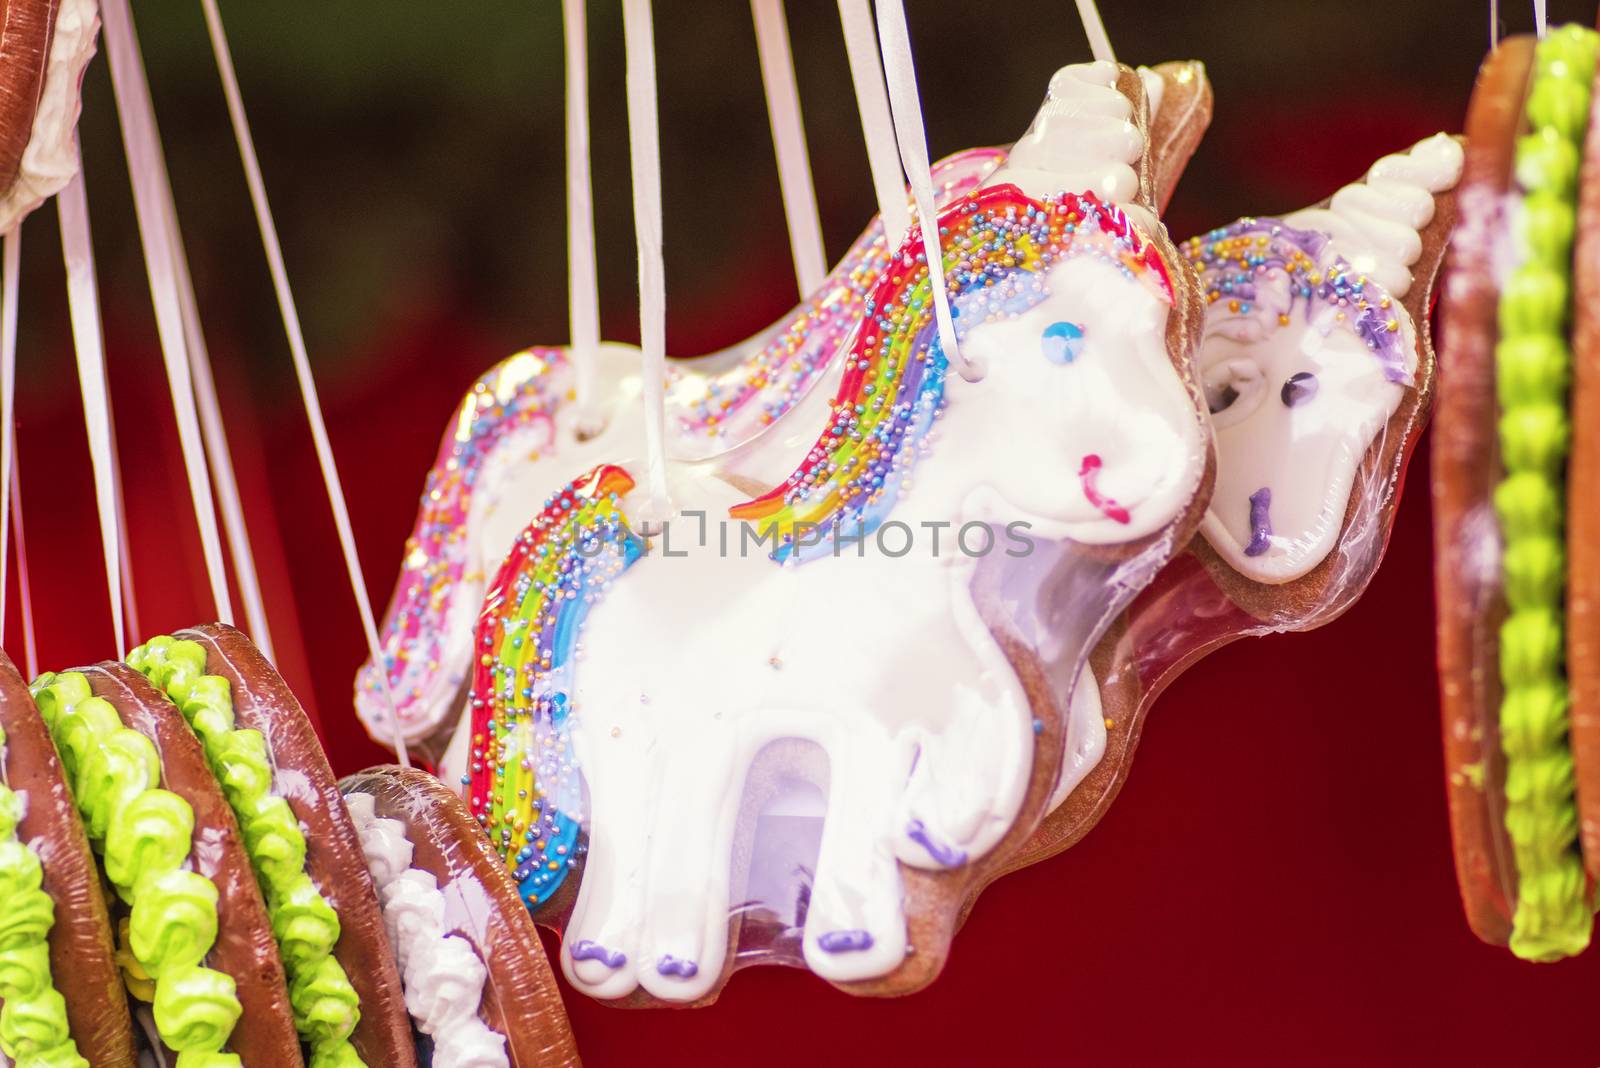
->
9;1;1600;1063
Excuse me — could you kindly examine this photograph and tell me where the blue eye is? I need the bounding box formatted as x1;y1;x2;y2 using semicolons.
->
1041;321;1084;365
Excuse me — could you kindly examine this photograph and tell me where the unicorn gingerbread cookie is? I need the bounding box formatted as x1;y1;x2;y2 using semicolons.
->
353;60;1214;767
988;131;1464;877
458;59;1214;1006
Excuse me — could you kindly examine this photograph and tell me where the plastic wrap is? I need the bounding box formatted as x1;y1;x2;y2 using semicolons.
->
340;767;581;1068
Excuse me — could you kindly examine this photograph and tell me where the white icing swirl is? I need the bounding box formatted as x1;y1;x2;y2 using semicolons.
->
985;60;1153;230
403;934;488;1033
360;816;414;888
346;797;509;1068
381;869;446;971
0;0;100;232
430;1017;511;1068
1283;132;1464;298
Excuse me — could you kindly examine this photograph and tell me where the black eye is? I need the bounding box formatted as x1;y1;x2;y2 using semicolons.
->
1281;372;1318;407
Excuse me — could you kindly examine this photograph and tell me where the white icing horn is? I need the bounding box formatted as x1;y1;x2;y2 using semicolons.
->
1283;132;1464;299
984;60;1154;231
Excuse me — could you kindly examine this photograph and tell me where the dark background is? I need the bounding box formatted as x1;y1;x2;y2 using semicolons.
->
7;1;1599;1063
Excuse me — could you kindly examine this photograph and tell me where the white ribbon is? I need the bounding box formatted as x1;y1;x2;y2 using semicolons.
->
161;176;276;662
57;156;126;654
873;0;972;380
836;0;909;246
564;0;604;433
199;0;407;765
1534;0;1547;38
622;0;671;524
10;456;36;678
752;0;827;297
0;227;16;648
1075;0;1115;64
99;0;234;626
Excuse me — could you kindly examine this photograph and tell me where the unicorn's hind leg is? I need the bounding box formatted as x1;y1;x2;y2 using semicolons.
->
801;730;910;981
633;731;748;1003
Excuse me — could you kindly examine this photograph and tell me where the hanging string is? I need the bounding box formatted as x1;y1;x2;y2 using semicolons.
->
10;458;35;678
1075;0;1115;64
199;0;407;765
752;0;827;297
163;184;277;662
564;0;604;435
873;0;973;380
621;0;671;526
104;402;142;646
836;0;909;246
57;157;127;654
99;0;234;625
1491;0;1499;48
1533;0;1546;38
0;227;16;648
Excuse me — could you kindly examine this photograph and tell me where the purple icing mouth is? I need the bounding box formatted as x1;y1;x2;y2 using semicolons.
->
571;940;627;969
817;930;875;953
1244;487;1273;557
656;955;699;979
906;818;967;868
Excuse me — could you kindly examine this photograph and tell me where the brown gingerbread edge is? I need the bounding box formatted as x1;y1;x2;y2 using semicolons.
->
1432;36;1538;948
0;0;59;192
0;650;138;1067
1567;46;1600;888
1147;60;1213;214
340;766;582;1067
174;623;417;1068
80;662;304;1066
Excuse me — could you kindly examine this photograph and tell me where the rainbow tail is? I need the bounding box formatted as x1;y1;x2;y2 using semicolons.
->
466;464;641;909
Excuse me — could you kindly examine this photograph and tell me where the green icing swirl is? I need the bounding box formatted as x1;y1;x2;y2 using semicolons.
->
15;1040;90;1068
102;789;193;899
0;838;44;901
152;965;241;1053
308;1039;366;1068
290;955;360;1045
270;873;341;971
129;637;367;1064
29;673;240;1055
1494;22;1599;961
0;989;71;1056
0;886;53;954
0;942;51;1001
130;869;220;977
173;1053;243;1068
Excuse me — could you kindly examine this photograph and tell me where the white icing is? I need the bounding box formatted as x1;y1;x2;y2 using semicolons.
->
1137;66;1165;125
359;816;414;888
346;798;509;1068
424;61;1202;1002
0;0;99;232
403;934;487;1033
1283;133;1463;299
984;60;1156;233
381;869;446;971
1047;663;1107;811
1202;134;1462;583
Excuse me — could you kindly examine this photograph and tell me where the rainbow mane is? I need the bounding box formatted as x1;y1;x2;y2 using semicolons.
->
1181;217;1413;385
730;185;1174;562
466;463;641;908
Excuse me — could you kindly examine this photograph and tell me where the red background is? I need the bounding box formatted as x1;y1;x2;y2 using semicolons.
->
8;1;1600;1064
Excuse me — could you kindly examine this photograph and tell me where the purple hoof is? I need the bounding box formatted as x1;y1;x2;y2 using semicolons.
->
656;955;699;979
817;929;875;953
571;940;627;969
906;818;967;868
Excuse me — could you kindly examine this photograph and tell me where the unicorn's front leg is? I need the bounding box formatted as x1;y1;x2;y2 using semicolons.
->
801;724;911;981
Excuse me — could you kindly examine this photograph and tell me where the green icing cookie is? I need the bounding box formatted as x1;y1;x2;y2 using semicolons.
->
1495;22;1600;961
129;637;366;1059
